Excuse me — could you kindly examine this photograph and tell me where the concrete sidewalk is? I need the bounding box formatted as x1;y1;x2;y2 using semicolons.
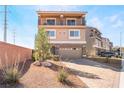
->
119;59;124;88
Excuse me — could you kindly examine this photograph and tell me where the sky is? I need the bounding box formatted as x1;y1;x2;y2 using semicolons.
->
0;5;124;49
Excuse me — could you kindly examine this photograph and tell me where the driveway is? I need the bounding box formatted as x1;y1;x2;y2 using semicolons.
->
62;58;120;88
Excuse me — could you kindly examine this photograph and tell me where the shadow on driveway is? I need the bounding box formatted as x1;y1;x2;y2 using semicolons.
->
64;58;121;72
49;62;101;79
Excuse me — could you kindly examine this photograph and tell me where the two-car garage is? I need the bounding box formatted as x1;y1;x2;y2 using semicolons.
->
58;47;82;59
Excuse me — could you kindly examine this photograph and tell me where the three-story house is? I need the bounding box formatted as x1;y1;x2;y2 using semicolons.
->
37;11;87;59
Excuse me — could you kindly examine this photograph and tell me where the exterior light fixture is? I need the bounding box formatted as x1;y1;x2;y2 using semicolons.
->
60;14;64;18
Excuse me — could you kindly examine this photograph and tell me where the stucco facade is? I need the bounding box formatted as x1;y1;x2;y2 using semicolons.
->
37;11;113;58
37;11;87;59
85;27;102;56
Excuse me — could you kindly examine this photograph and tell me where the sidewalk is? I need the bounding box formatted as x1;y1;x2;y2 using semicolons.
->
119;59;124;88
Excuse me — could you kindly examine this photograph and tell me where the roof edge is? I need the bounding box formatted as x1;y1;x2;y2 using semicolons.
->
36;11;87;14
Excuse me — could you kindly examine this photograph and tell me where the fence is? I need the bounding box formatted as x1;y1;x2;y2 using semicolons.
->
0;41;32;66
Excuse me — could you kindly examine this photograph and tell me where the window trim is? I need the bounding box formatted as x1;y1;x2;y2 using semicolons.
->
69;29;80;39
46;29;56;39
66;18;77;26
46;18;56;25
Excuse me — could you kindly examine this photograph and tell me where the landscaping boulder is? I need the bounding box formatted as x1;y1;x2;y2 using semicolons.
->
41;62;52;67
33;61;41;66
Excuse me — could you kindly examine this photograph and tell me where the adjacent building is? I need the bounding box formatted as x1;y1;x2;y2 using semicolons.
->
101;37;113;52
37;11;113;58
85;27;102;56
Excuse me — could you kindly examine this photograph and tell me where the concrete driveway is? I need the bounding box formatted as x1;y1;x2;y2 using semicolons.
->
62;58;120;88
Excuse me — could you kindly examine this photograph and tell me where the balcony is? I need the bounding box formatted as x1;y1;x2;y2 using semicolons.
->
38;17;86;26
38;24;86;29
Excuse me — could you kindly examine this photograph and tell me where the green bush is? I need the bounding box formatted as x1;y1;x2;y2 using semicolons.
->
32;50;35;61
58;68;68;83
116;55;122;58
46;53;53;60
53;55;60;61
32;51;41;61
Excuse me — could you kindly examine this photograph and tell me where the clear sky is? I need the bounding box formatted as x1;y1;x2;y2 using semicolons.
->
0;5;124;49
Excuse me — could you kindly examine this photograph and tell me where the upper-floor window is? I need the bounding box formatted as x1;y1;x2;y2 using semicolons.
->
46;18;56;25
66;18;76;25
47;30;56;39
69;30;80;39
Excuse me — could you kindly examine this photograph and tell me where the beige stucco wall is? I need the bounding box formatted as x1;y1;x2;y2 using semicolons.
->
85;28;97;56
45;27;86;42
102;37;111;51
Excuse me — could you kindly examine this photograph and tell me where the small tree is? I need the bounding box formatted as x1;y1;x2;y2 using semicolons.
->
35;27;51;61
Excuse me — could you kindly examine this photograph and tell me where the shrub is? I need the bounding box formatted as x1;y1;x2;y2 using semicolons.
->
3;67;21;85
58;68;68;83
33;51;41;61
53;55;60;61
116;55;122;58
46;53;53;60
35;27;51;61
32;50;35;61
0;55;26;86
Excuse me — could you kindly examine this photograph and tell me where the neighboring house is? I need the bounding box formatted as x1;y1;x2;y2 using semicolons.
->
101;37;112;52
109;42;113;51
37;11;113;58
85;27;102;56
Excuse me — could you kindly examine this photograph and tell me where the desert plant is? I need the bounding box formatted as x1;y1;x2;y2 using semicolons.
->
53;55;60;61
58;68;68;83
35;27;51;61
46;52;53;60
32;50;36;61
0;54;26;86
33;50;41;61
3;66;21;85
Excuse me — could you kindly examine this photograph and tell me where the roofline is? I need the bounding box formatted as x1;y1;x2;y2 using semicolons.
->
36;11;87;15
87;26;102;34
102;37;110;41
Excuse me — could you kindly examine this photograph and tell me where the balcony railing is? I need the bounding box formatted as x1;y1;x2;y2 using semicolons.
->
42;22;85;26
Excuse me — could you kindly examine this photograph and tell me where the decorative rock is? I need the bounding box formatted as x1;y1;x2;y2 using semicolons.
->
33;61;41;66
41;62;52;67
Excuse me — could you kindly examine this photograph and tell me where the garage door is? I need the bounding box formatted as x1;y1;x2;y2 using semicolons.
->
59;48;82;59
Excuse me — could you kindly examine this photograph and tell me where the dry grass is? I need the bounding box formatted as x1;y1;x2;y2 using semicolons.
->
57;68;68;83
0;54;27;87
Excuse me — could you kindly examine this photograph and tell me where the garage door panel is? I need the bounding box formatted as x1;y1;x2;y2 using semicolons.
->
59;48;82;59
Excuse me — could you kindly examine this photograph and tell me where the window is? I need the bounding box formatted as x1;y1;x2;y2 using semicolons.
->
46;18;56;25
47;30;56;39
66;18;76;25
69;30;80;39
